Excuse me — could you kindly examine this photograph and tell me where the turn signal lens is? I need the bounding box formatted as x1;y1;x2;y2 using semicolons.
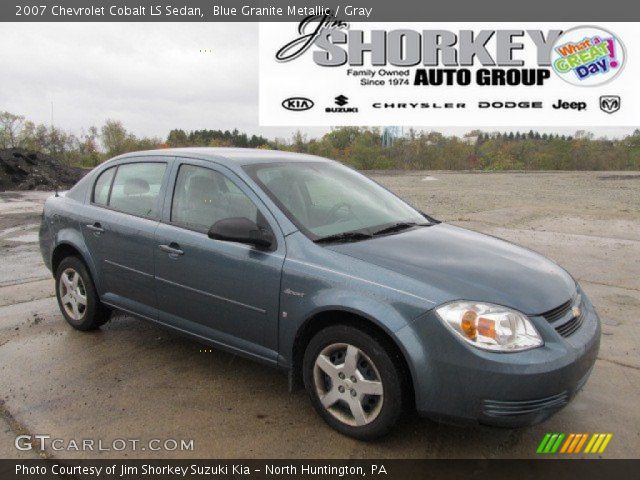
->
477;317;496;339
436;301;543;352
461;310;477;339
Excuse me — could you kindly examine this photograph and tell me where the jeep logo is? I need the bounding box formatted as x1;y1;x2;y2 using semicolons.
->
282;97;314;111
552;99;587;111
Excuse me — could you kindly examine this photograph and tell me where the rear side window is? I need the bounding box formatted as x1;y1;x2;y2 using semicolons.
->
108;163;167;219
93;167;115;206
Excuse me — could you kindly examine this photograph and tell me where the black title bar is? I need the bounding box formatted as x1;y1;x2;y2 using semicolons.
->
3;0;640;21
1;459;639;480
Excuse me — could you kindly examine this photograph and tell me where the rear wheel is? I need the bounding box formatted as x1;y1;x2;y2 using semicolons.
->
303;324;405;440
55;256;110;331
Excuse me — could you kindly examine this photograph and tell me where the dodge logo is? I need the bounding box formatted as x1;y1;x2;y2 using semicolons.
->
599;95;621;114
282;97;314;111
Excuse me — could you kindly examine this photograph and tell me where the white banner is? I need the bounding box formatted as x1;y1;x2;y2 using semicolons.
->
259;22;637;126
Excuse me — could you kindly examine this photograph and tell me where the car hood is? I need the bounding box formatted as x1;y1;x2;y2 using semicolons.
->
327;224;575;315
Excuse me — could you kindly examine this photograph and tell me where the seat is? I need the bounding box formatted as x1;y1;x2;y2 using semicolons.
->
112;178;155;217
266;175;308;225
182;175;226;229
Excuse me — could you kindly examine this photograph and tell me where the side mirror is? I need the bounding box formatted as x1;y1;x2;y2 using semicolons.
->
208;217;275;249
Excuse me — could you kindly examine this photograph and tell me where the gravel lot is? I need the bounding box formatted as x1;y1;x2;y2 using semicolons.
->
0;171;638;459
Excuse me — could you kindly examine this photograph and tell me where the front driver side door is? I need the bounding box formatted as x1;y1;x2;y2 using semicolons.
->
154;160;285;363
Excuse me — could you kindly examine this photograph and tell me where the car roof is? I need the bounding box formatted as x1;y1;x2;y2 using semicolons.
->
110;147;333;166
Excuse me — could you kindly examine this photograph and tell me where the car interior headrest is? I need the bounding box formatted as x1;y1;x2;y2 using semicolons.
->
123;178;150;196
188;175;221;202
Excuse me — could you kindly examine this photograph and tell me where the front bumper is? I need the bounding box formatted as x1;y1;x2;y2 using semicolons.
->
398;291;601;427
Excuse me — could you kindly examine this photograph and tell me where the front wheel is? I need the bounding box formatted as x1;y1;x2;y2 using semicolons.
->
55;256;110;331
303;325;405;440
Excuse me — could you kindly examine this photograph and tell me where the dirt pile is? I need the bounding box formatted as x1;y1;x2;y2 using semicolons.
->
0;149;85;191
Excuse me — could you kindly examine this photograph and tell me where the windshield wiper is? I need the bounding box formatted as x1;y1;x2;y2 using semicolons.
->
314;231;372;244
371;222;428;236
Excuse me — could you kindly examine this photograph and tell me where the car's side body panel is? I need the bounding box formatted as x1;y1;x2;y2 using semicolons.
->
40;196;99;288
275;231;436;380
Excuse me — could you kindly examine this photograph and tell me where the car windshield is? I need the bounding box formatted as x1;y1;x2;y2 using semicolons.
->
245;161;427;240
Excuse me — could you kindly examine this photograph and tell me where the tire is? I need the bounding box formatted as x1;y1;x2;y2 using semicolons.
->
55;256;110;331
303;324;405;440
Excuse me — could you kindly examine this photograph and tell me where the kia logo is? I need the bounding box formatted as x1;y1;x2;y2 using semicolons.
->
282;97;314;111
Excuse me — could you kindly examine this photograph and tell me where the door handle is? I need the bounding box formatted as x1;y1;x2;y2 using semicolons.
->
86;222;104;234
159;243;184;256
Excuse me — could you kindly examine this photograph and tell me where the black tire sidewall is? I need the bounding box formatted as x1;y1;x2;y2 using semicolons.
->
55;256;103;331
303;324;404;440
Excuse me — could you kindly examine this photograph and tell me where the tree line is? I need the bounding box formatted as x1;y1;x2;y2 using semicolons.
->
1;111;638;170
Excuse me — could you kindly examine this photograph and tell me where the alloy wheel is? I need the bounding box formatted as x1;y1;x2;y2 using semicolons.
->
313;343;384;427
59;268;87;321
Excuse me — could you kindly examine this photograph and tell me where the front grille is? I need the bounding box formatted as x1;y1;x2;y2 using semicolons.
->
555;311;585;337
542;299;572;323
482;391;569;417
540;295;585;338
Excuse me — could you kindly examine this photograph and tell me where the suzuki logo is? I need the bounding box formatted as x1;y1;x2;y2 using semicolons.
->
334;95;349;106
599;95;620;114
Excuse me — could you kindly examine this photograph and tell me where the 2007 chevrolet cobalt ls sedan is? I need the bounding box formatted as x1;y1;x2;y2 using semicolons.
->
39;148;600;439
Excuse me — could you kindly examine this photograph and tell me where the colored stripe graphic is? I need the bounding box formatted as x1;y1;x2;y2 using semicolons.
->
537;433;612;454
574;433;589;453
544;433;559;453
537;433;552;453
585;433;613;453
598;434;613;453
537;433;565;454
551;433;565;453
569;433;584;453
560;433;575;453
591;434;606;453
584;433;599;453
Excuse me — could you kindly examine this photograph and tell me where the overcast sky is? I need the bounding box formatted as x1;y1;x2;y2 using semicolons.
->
0;23;635;142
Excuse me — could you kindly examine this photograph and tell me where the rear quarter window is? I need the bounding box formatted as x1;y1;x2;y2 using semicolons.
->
92;167;115;206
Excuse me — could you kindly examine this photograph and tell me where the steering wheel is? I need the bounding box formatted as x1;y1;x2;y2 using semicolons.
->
324;202;354;223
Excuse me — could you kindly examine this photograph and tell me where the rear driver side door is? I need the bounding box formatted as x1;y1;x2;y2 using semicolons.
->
83;159;171;319
154;160;285;363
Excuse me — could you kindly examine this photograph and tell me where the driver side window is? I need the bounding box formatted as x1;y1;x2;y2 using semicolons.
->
171;164;259;232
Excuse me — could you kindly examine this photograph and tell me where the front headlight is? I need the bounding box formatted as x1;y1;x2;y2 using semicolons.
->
436;301;543;352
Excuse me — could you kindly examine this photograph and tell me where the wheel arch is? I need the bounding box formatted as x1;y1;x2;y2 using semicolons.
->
50;234;101;293
51;243;83;273
289;307;416;408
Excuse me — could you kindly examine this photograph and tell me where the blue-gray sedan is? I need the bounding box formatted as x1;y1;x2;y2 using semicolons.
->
39;148;600;439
